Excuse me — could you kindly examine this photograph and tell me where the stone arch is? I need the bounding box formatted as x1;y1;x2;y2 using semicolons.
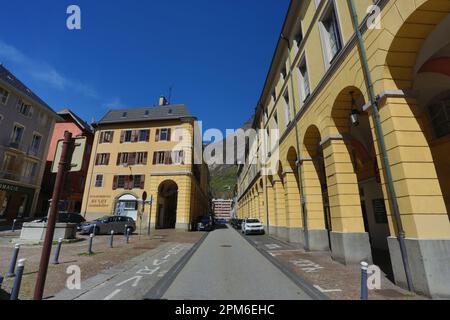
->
156;180;178;229
385;1;450;89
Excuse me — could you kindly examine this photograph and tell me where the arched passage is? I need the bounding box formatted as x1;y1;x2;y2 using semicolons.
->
156;180;178;229
331;87;392;276
380;2;450;297
301;125;329;251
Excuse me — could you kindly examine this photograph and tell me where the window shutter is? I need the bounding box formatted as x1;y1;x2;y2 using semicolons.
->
132;130;138;143
109;131;114;143
99;132;104;143
155;129;160;142
129;152;136;165
120;131;125;143
95;154;100;166
113;176;118;190
167;129;172;141
140;175;145;189
143;152;148;165
117;153;122;166
180;151;185;164
153;152;157;165
106;154;110;165
124;175;130;190
146;130;150;142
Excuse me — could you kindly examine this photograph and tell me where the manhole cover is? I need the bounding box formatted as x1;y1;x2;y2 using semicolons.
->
221;245;232;248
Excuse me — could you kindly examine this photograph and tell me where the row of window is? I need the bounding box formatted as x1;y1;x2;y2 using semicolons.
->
95;174;146;190
2;153;39;183
1;86;52;127
263;1;343;131
3;122;43;156
99;128;183;144
95;150;186;166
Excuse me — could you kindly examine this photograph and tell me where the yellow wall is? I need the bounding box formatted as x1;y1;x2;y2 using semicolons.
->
81;118;209;229
237;0;450;240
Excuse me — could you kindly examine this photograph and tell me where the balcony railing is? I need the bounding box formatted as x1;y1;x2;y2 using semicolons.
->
2;139;26;152
0;170;38;186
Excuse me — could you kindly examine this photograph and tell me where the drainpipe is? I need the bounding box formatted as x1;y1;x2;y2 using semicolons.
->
347;0;414;292
281;34;310;252
260;114;271;234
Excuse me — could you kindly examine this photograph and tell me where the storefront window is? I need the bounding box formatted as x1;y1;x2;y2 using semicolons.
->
17;195;29;218
0;192;10;218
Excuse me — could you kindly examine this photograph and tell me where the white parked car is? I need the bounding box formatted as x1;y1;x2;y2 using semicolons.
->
242;218;265;235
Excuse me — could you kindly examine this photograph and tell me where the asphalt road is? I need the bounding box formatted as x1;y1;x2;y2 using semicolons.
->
162;226;313;300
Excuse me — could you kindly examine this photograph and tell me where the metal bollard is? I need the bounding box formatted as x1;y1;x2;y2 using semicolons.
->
10;259;26;300
361;261;369;300
7;244;21;278
52;238;63;265
88;233;94;255
124;225;128;239
11;219;17;232
126;228;130;244
110;230;114;248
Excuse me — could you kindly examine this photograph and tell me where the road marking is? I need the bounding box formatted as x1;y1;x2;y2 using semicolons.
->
116;276;143;288
104;289;122;300
137;266;161;275
265;244;282;250
290;259;324;273
313;285;343;293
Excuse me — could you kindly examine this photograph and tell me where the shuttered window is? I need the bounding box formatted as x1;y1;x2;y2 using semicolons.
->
95;153;110;166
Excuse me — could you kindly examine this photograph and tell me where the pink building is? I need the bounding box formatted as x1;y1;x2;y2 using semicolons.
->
36;109;93;216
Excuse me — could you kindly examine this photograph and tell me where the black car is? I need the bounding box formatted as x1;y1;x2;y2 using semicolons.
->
34;212;86;225
231;218;243;230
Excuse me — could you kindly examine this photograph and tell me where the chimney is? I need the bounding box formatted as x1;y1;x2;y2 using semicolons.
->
159;96;168;106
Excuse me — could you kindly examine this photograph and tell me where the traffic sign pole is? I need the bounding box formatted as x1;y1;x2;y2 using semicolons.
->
33;131;73;300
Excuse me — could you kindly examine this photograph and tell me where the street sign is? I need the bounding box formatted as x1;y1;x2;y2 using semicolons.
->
51;137;87;173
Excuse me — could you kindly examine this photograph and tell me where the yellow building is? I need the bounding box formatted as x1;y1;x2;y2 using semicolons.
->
81;97;210;231
237;0;450;298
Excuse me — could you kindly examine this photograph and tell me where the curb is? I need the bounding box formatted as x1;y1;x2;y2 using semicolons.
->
143;232;210;300
235;228;329;300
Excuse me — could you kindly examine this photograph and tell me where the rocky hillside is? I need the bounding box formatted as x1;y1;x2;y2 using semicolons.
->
208;117;253;199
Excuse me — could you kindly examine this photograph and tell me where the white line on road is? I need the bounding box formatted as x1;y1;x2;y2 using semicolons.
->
116;276;143;288
313;285;343;293
104;289;122;300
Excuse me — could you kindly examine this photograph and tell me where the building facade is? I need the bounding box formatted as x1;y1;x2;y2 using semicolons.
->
37;109;94;216
0;65;59;225
212;199;233;222
237;0;450;298
81;98;210;231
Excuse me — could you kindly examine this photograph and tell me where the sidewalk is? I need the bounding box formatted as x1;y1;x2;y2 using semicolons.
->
0;230;203;300
242;232;427;300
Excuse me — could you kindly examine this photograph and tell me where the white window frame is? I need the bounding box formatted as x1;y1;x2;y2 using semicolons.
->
283;90;292;127
159;128;169;141
16;99;33;118
0;87;10;105
319;0;344;69
95;174;104;188
297;56;311;107
11;123;25;144
30;132;43;156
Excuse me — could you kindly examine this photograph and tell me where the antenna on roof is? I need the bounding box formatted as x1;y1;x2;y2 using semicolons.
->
168;85;174;104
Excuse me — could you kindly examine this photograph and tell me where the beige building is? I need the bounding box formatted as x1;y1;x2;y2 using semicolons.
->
237;0;450;298
81;98;210;231
0;65;59;226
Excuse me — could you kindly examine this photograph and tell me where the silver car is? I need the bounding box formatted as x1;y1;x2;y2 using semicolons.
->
80;216;136;235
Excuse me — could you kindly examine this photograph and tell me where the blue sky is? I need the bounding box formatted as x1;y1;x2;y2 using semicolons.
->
0;0;289;133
